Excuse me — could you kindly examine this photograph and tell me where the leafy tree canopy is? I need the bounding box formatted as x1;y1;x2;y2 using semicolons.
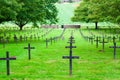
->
0;0;58;30
72;0;120;29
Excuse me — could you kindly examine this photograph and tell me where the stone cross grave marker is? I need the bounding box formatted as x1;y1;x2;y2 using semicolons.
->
24;43;35;60
94;36;100;48
89;36;94;45
62;36;79;76
13;34;18;43
109;42;120;59
19;35;23;42
0;51;16;75
46;38;49;48
99;37;108;51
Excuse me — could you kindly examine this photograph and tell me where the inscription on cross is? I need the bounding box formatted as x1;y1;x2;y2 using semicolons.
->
0;51;16;75
62;36;79;76
24;43;35;60
109;42;120;59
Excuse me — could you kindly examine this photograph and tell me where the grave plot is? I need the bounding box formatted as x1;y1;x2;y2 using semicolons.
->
0;28;120;80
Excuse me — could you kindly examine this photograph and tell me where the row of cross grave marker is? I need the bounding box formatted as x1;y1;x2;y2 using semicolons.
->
62;36;79;76
0;29;55;48
45;29;66;48
0;28;54;44
45;36;60;48
0;43;35;75
85;36;118;51
80;29;120;59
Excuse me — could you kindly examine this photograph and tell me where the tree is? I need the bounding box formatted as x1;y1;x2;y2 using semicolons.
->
0;0;20;23
14;0;58;30
15;0;57;30
72;0;106;29
101;0;120;24
0;0;58;30
72;0;120;29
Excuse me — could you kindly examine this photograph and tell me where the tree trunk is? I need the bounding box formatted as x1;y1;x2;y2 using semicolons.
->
95;22;98;29
19;25;23;31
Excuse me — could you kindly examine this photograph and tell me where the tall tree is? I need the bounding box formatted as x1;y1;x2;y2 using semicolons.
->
101;0;120;24
15;0;58;30
72;0;106;29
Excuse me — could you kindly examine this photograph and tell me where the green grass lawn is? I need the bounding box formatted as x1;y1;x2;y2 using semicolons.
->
0;28;120;80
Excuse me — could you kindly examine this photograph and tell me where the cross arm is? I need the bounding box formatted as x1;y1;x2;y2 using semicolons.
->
0;58;6;60
65;46;76;48
24;47;35;49
109;46;114;48
99;41;108;43
0;57;16;60
24;47;28;49
109;46;120;48
62;56;69;59
30;47;35;49
62;56;79;59
72;56;79;59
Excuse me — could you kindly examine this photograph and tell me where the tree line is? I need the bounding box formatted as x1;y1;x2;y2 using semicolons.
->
0;0;58;30
72;0;120;29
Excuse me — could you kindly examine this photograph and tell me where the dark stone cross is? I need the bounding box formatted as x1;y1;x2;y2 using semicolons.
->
24;43;35;60
0;51;16;75
62;36;79;76
46;38;48;48
99;37;108;51
89;37;94;45
109;42;120;59
94;37;100;48
19;35;23;42
13;34;17;43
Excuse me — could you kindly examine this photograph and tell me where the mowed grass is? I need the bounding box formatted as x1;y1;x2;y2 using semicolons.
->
0;28;120;80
